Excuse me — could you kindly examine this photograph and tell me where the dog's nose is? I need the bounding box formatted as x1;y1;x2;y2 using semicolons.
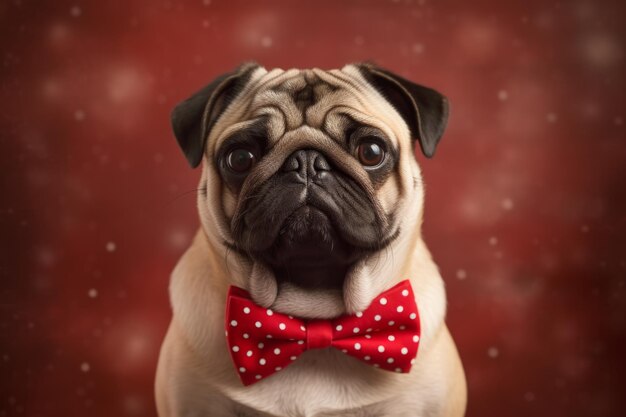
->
282;149;331;180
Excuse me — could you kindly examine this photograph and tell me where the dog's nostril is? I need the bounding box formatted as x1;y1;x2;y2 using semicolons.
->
282;154;301;172
313;154;331;172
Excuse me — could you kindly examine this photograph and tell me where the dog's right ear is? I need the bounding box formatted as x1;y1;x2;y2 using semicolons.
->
171;63;259;168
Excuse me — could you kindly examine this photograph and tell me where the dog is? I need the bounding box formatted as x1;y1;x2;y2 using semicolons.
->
155;62;467;417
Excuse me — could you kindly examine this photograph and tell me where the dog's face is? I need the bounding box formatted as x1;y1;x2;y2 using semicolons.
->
172;63;448;317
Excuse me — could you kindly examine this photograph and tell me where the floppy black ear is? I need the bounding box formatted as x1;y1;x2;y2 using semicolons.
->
171;63;259;168
358;64;449;158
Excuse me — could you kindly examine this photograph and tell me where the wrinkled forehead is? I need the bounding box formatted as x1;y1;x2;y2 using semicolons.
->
208;65;410;153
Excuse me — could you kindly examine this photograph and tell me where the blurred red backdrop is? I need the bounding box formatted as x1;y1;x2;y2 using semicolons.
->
1;0;624;416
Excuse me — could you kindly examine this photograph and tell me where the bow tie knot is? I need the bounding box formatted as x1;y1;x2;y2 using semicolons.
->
225;280;421;386
306;320;334;350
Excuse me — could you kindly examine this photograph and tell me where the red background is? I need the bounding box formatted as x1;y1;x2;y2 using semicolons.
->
1;0;624;416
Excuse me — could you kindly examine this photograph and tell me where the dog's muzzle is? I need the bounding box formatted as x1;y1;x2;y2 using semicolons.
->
232;147;386;290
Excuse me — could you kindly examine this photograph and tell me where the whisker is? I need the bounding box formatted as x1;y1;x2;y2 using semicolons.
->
161;188;205;208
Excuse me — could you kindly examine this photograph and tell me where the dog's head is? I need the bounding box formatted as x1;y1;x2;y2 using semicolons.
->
172;63;448;318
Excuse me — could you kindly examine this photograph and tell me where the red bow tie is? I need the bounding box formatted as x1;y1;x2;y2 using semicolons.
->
225;280;421;386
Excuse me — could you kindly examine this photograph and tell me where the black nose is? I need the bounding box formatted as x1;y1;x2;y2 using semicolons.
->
281;149;331;181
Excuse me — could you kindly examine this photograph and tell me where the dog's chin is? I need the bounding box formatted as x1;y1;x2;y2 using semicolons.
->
247;206;367;319
260;206;358;290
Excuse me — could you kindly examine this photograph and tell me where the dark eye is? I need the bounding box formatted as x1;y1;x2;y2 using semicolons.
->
227;148;256;173
357;141;385;167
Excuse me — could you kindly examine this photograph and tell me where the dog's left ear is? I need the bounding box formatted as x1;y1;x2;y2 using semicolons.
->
171;63;259;168
358;64;449;158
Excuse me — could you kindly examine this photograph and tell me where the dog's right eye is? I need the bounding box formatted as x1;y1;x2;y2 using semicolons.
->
227;148;257;173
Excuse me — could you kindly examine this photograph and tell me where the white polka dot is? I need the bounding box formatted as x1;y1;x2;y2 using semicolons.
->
275;366;282;371
380;297;387;305
402;289;409;296
413;335;419;343
246;350;253;357
232;346;240;352
355;311;363;317
364;356;371;360
336;324;343;331
243;333;250;339
255;375;262;380
411;358;416;365
259;358;266;365
365;334;372;339
387;358;394;364
399;325;406;330
290;356;296;360
396;306;404;313
388;335;395;341
288;315;293;319
255;321;262;328
354;342;361;350
243;307;251;314
374;315;382;321
266;335;273;339
297;340;304;345
300;325;305;332
239;367;246;373
353;327;360;333
266;309;273;316
230;320;238;327
388;321;395;326
401;347;408;355
279;323;286;330
378;345;385;353
409;313;417;320
395;368;402;373
258;343;264;349
366;328;372;332
273;348;281;355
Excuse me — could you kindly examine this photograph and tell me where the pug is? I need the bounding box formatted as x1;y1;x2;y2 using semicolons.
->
155;63;467;417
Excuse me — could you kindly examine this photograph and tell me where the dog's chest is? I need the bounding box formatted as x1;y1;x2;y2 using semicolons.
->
231;394;434;417
225;349;431;417
234;402;408;417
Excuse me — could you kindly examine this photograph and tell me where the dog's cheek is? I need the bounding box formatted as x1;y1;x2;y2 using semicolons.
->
377;173;402;215
222;187;237;219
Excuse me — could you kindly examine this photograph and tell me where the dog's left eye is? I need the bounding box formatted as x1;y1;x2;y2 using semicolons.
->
227;148;257;173
357;141;385;167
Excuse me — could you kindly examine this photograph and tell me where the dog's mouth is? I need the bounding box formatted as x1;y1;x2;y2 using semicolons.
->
255;205;363;291
231;202;401;318
240;203;383;319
